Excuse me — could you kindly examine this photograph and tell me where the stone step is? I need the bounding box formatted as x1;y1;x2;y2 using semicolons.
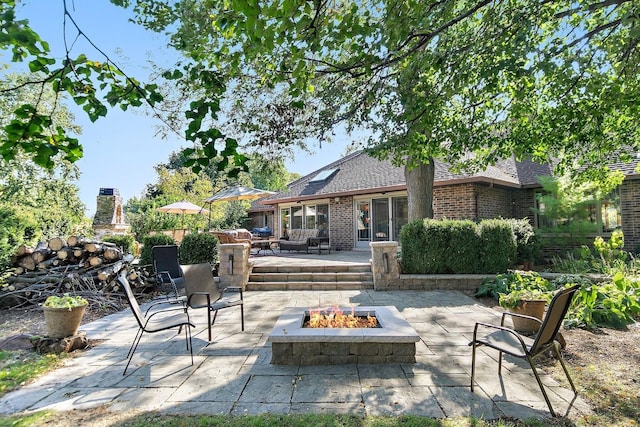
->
251;265;371;274
247;262;374;291
249;272;373;283
246;281;374;291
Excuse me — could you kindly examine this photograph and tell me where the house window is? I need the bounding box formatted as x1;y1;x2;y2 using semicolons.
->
280;208;290;237
601;189;621;232
305;205;316;229
282;204;330;236
535;188;621;232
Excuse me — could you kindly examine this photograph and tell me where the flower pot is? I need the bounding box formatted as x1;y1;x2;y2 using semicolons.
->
511;299;546;334
43;304;87;338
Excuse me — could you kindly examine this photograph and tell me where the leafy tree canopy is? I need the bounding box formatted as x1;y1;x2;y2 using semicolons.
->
3;0;638;190
142;0;639;182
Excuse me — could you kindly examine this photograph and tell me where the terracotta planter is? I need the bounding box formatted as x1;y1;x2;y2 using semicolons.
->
43;305;87;338
511;300;546;334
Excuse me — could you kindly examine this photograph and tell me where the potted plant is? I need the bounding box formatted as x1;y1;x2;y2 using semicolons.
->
499;288;552;333
42;294;88;339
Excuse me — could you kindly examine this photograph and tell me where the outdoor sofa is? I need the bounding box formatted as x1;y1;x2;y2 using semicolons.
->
279;229;319;253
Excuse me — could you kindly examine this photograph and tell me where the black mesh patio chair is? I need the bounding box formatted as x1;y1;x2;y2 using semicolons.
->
469;284;580;417
152;245;184;300
180;263;244;342
118;272;194;375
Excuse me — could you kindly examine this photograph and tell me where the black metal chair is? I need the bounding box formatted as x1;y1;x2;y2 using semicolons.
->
180;263;244;342
152;245;184;300
118;272;194;375
470;284;580;417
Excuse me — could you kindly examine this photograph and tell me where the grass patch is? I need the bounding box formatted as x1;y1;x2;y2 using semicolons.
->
0;350;63;396
553;363;640;426
0;413;575;427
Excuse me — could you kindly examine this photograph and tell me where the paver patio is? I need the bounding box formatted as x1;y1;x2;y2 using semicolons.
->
0;283;592;420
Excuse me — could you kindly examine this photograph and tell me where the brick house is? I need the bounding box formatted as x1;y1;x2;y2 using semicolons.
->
250;150;639;251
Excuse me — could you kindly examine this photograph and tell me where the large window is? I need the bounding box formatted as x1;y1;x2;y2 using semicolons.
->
281;204;330;237
535;188;621;232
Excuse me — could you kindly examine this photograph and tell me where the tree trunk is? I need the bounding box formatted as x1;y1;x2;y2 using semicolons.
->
405;155;435;221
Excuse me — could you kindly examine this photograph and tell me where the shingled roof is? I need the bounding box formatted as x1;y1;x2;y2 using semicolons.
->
259;150;560;205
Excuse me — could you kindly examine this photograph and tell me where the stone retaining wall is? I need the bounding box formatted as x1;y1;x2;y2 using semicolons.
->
271;341;416;365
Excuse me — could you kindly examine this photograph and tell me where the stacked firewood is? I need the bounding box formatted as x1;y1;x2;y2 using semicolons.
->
2;236;155;309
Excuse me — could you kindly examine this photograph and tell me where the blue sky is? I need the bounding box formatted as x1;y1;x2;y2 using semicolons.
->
12;0;352;216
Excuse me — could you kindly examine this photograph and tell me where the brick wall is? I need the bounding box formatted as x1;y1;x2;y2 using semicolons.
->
477;186;514;219
433;183;476;219
622;179;640;251
513;189;537;224
433;183;522;221
329;196;354;250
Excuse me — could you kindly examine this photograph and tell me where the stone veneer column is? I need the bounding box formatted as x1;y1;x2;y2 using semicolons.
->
217;243;251;291
370;241;400;291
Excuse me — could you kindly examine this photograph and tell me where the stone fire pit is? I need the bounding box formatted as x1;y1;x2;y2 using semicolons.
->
268;306;420;365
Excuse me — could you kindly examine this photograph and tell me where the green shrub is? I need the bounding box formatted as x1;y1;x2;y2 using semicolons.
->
139;234;175;266
401;218;517;274
102;234;136;255
506;218;540;263
475;270;553;299
564;272;640;329
399;220;433;274
479;219;517;273
0;205;39;268
444;219;482;273
179;232;218;265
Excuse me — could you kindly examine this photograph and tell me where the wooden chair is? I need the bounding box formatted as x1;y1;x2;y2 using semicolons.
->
469;284;580;417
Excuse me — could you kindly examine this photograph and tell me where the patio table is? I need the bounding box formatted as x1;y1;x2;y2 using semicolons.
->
251;239;279;256
308;236;330;254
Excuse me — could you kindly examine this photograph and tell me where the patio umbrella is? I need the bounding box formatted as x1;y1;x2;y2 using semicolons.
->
204;186;275;203
204;186;275;228
157;200;210;228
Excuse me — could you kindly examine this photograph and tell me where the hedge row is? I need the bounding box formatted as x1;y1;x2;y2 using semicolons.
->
139;232;219;267
400;218;522;274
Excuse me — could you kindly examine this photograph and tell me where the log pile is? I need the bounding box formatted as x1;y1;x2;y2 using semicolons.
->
2;236;155;310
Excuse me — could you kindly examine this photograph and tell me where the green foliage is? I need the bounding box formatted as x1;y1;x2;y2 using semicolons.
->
498;287;552;310
594;230;627;265
178;232;218;265
139;234;175;266
102;234;136;255
0;6;164;169
479;219;517;273
0;350;63;396
401;219;517;274
476;271;553;302
564;273;640;329
507;218;539;263
552;231;636;276
42;294;87;309
535;175;624;251
0;205;39;268
444;219;483;274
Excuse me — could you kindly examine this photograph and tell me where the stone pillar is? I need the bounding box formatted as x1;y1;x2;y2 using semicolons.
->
370;241;400;291
217;243;251;291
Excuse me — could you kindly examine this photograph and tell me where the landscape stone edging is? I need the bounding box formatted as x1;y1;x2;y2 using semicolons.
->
391;272;611;291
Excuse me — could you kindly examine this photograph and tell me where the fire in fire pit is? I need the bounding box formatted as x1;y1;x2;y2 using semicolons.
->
304;306;378;328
